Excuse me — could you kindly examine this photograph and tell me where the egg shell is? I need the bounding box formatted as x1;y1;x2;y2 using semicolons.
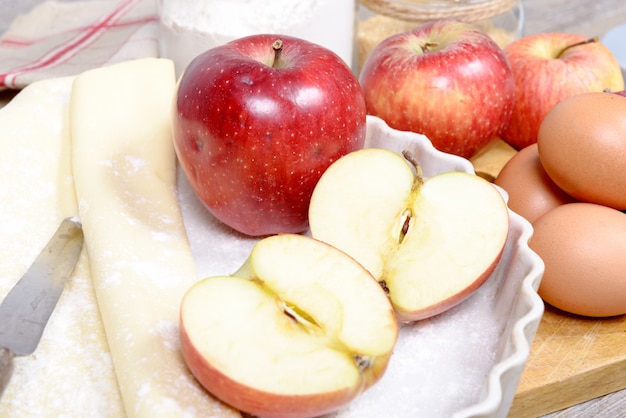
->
537;91;626;209
495;143;576;223
530;202;626;317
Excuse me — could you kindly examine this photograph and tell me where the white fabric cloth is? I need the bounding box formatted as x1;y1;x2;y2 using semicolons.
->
0;0;159;90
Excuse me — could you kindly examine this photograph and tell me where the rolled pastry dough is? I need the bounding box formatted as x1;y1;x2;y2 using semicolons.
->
70;58;239;417
0;77;123;417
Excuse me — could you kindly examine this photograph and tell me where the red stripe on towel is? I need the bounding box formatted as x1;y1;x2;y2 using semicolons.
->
0;0;141;88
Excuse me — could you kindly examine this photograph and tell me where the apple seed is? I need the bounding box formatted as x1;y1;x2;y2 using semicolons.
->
398;208;412;244
280;300;377;374
280;300;318;329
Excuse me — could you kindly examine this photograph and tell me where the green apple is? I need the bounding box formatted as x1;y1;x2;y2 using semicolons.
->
179;234;398;418
308;148;509;321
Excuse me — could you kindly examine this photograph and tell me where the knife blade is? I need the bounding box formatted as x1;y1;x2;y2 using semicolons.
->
0;217;83;398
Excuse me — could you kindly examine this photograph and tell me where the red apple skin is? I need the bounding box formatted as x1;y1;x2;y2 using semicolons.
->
180;323;377;418
173;34;366;236
502;33;625;150
359;20;515;159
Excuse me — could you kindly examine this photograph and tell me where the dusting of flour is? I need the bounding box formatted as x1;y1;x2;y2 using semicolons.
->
0;77;124;417
177;163;523;418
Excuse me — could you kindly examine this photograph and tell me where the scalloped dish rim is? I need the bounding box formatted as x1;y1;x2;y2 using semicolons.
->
364;115;545;418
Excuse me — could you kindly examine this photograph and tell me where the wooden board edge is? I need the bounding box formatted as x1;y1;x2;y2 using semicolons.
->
509;357;626;417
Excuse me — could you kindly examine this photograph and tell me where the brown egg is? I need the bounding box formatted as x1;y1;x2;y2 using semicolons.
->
530;202;626;317
537;91;626;209
495;144;576;224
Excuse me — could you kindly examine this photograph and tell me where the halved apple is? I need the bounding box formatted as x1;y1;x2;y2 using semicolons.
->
308;148;509;321
180;234;398;418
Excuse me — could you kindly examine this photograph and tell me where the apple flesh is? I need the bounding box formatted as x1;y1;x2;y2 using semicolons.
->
173;34;366;236
359;20;516;159
502;33;625;149
180;234;398;418
308;148;509;321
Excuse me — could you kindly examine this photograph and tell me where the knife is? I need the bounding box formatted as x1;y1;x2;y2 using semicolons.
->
0;217;83;398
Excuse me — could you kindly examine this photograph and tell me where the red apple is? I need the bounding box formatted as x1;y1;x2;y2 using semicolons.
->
359;20;516;159
502;33;624;150
173;34;366;236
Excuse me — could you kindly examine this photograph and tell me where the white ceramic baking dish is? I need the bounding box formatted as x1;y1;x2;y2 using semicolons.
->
178;115;545;418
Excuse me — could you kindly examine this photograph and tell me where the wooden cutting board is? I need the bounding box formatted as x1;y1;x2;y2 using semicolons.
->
472;141;626;417
509;307;626;417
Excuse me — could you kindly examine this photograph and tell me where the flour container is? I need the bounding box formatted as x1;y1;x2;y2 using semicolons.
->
158;0;358;77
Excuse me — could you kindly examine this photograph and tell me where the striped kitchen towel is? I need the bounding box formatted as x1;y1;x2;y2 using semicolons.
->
0;0;159;90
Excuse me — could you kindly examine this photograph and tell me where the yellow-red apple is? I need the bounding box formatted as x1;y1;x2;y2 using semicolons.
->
359;20;515;159
502;33;624;149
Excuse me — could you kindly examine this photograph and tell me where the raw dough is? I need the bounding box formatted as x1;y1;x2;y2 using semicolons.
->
70;58;239;417
0;77;124;417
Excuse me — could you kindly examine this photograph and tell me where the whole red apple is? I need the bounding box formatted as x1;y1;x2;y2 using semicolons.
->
502;33;624;150
173;34;366;236
359;20;515;159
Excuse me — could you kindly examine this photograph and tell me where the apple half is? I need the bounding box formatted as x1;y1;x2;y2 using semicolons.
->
180;234;398;418
308;148;509;321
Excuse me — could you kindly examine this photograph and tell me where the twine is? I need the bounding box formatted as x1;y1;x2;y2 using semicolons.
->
360;0;519;23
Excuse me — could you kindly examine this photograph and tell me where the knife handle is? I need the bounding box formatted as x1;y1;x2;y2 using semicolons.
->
0;347;14;399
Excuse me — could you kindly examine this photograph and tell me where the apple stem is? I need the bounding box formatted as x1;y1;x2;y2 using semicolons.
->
556;36;599;58
421;41;439;53
272;39;284;68
401;150;424;184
